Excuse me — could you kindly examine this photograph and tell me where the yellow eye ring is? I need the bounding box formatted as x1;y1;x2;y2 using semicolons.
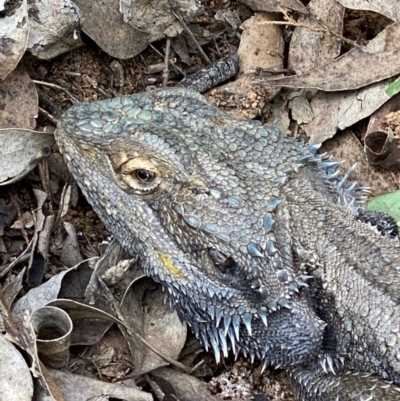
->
119;157;162;192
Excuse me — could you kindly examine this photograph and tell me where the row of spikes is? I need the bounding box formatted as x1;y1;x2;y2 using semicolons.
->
162;271;314;337
301;143;369;208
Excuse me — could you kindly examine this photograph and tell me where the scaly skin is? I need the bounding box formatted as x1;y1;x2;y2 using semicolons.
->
55;88;400;400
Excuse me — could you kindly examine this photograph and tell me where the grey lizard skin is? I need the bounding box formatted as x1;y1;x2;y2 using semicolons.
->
55;88;400;400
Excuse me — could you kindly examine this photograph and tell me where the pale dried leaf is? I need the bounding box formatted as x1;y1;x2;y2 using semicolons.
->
268;20;400;91
264;96;291;133
27;189;49;288
240;0;307;13
239;12;284;75
30;306;72;368
0;67;38;129
46;298;126;342
288;90;314;125
0;129;54;186
48;368;152;401
365;129;400;171
72;0;148;59
121;277;187;376
27;0;83;59
322;129;399;196
60;222;83;267
12;259;96;316
3;267;26;308
3;310;64;400
337;0;400;21
303;80;391;143
0;0;29;80
367;93;400;136
153;367;219;401
74;0;199;59
0;333;33;401
288;0;344;73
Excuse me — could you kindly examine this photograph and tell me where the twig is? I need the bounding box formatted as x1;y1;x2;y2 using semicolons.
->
260;20;360;49
190;358;205;374
169;0;211;64
162;38;171;87
32;80;80;103
38;106;57;125
271;6;361;49
149;44;184;76
0;238;34;279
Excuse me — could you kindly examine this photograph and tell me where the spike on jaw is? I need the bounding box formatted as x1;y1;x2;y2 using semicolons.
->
208;327;221;364
278;298;292;310
232;315;241;341
223;315;232;336
258;307;268;328
200;330;209;352
218;328;229;358
215;308;223;328
242;313;253;337
227;327;236;355
212;342;221;364
208;304;215;320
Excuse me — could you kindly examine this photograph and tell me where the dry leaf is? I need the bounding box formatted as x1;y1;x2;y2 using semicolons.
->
322;129;399;196
365;94;400;171
12;259;96;316
120;277;187;376
74;0;199;59
0;333;33;401
4;309;65;400
266;20;400;91
0;67;38;129
240;0;307;13
303;79;391;143
0;0;29;80
337;0;400;21
365;129;400;171
48;368;152;401
60;222;83;267
207;12;283;120
288;0;344;73
152;367;220;401
26;0;83;59
288;90;314;125
239;12;284;75
0;129;53;186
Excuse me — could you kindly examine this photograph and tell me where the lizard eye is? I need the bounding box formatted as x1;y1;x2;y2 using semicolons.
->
119;157;162;192
135;169;155;183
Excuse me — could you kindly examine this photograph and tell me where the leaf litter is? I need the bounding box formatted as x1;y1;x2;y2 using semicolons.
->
1;0;400;400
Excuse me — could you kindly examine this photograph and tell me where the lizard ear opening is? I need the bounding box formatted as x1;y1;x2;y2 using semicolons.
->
208;248;236;274
119;157;162;192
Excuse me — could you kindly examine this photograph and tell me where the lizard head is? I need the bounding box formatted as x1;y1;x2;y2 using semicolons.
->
56;88;324;366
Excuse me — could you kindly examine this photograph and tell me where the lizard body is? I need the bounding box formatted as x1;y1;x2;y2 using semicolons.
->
55;88;400;400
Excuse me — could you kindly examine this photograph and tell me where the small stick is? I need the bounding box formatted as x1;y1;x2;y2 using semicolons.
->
162;38;171;87
32;80;80;103
169;0;211;64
